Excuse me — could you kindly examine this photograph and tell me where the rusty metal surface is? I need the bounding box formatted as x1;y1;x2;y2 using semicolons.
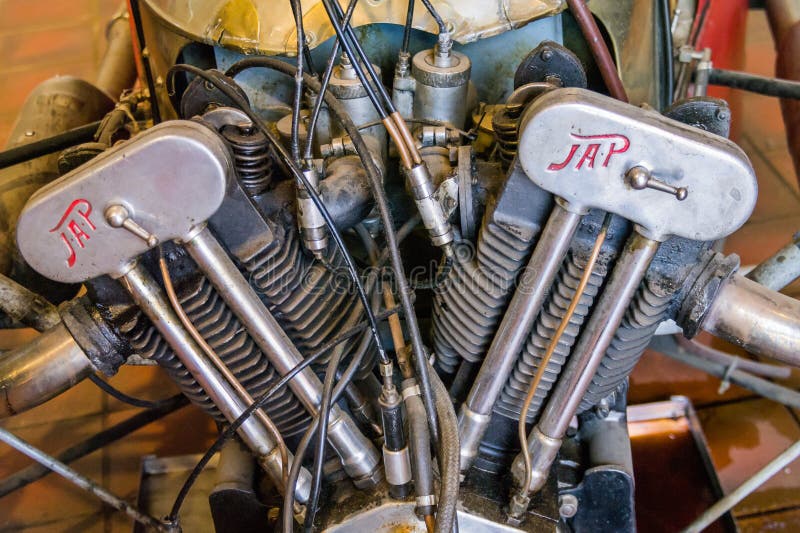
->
142;0;565;55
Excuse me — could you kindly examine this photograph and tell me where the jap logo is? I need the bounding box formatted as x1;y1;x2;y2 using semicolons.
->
49;199;96;268
547;133;630;171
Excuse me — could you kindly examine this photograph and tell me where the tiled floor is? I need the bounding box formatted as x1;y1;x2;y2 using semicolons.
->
1;3;800;533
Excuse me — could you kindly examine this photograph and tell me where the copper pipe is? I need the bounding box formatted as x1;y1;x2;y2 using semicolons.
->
766;0;800;186
158;254;290;486
566;0;629;102
391;111;423;165
382;284;414;379
383;117;413;168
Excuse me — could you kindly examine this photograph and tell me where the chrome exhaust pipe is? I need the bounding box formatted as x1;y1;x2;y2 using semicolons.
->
701;273;800;367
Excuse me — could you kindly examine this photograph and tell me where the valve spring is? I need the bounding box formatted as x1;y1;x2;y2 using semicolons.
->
492;106;521;171
221;124;273;196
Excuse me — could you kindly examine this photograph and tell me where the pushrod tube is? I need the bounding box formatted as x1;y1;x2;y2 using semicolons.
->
458;203;583;472
511;232;659;495
182;225;382;487
118;263;311;503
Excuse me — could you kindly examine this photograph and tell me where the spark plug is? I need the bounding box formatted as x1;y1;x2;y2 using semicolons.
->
379;362;412;499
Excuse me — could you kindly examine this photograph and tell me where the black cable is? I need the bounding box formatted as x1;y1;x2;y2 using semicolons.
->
289;0;317;77
289;0;306;163
302;347;345;531
688;0;711;47
303;248;381;533
709;68;800;100
0;121;101;170
310;0;389;118
305;41;340;161
167;302;402;522
128;0;161;123
285;8;440;443
660;0;674;108
303;0;359;161
285;272;381;533
225;57;441;445
88;373;180;410
324;0;398;114
402;0;415;54
167;65;388;369
420;0;447;35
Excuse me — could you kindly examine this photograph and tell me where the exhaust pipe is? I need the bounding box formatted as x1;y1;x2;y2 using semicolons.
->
701;273;800;367
0;323;93;418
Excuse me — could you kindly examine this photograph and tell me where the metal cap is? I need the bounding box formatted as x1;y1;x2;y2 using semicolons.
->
412;49;471;88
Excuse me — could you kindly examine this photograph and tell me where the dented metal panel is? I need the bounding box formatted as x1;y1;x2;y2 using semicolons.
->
143;0;565;55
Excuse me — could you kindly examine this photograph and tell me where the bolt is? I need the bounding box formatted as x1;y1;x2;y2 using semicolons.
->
559;494;579;518
595;398;611;418
541;48;553;61
716;108;730;121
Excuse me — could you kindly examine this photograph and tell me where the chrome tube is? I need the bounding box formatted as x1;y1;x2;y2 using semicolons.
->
182;226;382;488
746;231;800;291
684;439;800;533
458;203;583;472
0;323;93;418
118;263;310;503
511;232;659;494
702;274;800;367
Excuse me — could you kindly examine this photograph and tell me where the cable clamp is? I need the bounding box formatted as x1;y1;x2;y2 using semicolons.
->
416;494;437;507
402;383;421;401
